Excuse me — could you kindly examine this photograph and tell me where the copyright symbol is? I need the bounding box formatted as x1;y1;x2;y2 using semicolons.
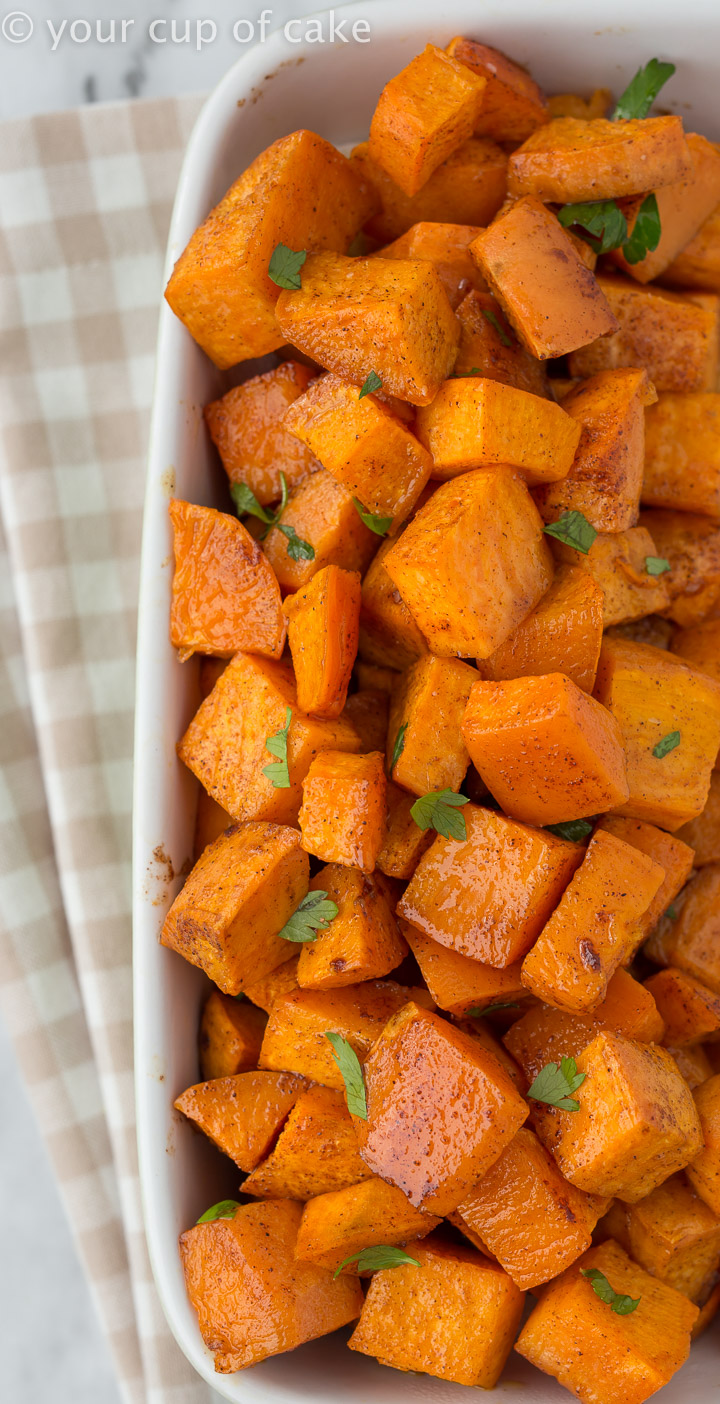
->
2;10;33;41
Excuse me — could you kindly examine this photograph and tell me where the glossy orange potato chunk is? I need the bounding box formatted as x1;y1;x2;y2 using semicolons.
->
415;376;581;484
369;43;488;197
283;565;360;720
643;395;720;519
375;783;434;880
241;1084;371;1200
644;968;720;1046
263;469;377;594
296;866;406;990
350;137;507;243
169;500;286;661
180;1200;363;1372
568;276;720;393
398;803;582;967
374;222;486;309
462;673;629;826
165;130;376;368
610;133;720;284
204;361;320;505
174;1069;306;1171
677;770;720;864
625;1173;720;1304
550;524;671;627
453;289;551;394
349;1234;525;1388
355;1002;528;1215
507;114;692;203
402;921;527;1016
295;1176;439;1273
358;537;429;669
198;989;268;1079
645;864;720;995
299;750;386;872
639;508;720;627
242;953;299;1013
193;787;233;860
547;89;612;120
686;1075;720;1215
160;821;308;995
662;200;720;293
447;36;549;141
386;654;475;796
596;815;694;938
476;564;603;693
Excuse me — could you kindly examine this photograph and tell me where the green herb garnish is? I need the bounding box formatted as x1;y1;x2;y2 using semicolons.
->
359;370;383;399
645;555;671;576
333;1245;419;1279
581;1267;641;1314
527;1056;586;1111
277;523;315;561
467;1002;520;1017
543;510;597;554
325;1033;367;1119
353;498;393;536
622;194;662;265
546;819;594;842
612;59;676;121
653;730;680;759
410;789;470;842
268;243;307;290
481;308;515;347
390;722;408;772
262;706;291;788
196;1199;240;1224
231;471;288;539
558;200;627;255
278;890;339;942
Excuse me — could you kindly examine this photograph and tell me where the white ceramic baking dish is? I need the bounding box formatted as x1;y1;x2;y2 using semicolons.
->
133;2;720;1397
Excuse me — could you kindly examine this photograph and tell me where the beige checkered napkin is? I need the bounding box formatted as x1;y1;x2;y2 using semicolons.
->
0;96;217;1403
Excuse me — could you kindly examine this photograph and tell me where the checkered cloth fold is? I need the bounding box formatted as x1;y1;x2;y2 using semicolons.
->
0;96;218;1404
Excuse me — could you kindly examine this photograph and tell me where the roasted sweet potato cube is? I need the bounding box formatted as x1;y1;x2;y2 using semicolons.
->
521;830;665;1014
168;500;286;661
241;1084;371;1200
476;565;604;693
447;36;549;141
299;750;386;872
507;114;691;203
415;376;580;485
386;655;475;796
295;1176;439;1273
258;979;433;1088
644;969;720;1047
516;1238;698;1404
551;1032;703;1201
402;921;527;1017
204;361;320;505
356;1002;528;1215
174;1069;306;1171
297;867;406;990
462;673;629;826
374;222;485;309
505;969;666;1079
179;1200;363;1371
662;200;720;293
645;865;720;995
550;525;671;627
262;469;377;594
178;653;361;825
350;137;507;244
375;783;434;880
368;44;487;198
275;252;458;408
165;130;376;368
593;637;720;829
639;508;720;627
470;197;618;359
160;822;308;995
677;771;720;864
383;468;553;659
534;370;655;534
627;1175;720;1304
453;289;551;394
193;788;233;860
399;803;582;967
610;134;720;284
282;565;360;720
548;89;612;120
450;1127;605;1289
358;537;429;669
643;394;720;519
687;1075;720;1215
667;1042;714;1091
341;689;389;754
348;1234;524;1388
567;276;720;393
242;954;299;1012
284;372;432;528
198;990;268;1079
596;816;695;938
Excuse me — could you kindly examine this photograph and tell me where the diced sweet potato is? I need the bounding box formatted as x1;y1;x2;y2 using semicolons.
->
297;866;405;990
368;44;488;198
296;1176;440;1273
375;783;434;880
476;564;604;693
356;1002;528;1214
174;1069;305;1171
643;394;720;520
662;200;720;293
548;90;612;120
179;1200;363;1371
398;803;582;967
551;1031;703;1201
667;1042;714;1091
550;525;671;627
610;134;720;284
645;865;720;995
354;661;398;694
358;537;429;669
453;289;551;394
178;653;361;826
258;979;433;1088
348;1234;525;1388
243;955;299;1013
534;370;655;533
204;361;320;505
342;691;389;756
241;1084;371;1200
450;1127;605;1289
415;376;581;485
383;467;553;659
644;968;720;1047
262;469;377;594
447;36;549;141
374;222;485;309
470;196;618;359
275;252;458;407
567;276;720;393
593;637;720;829
521;831;666;1014
686;1075;720;1214
198;990;268;1079
350;137;507;244
462;673;629;826
299;751;386;872
677;771;720;864
516;1238;698;1404
160;822;308;995
282;565;360;720
596;816;695;939
165;130;376;368
507;114;692;203
193;788;232;861
284;372;432;529
169;500;286;661
386;654;475;796
627;1174;720;1304
639;508;720;627
403;921;527;1016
